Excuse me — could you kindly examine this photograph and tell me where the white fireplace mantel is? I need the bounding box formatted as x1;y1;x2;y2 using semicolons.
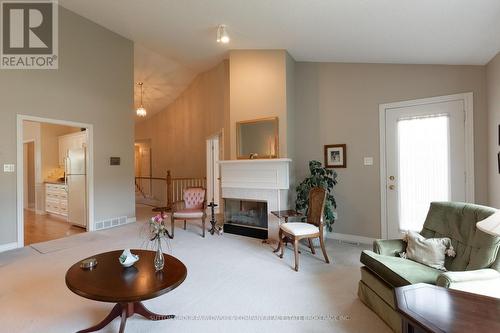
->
218;158;291;190
219;158;292;240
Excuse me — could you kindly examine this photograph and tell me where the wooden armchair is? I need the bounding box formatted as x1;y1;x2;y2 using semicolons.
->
171;187;207;238
278;187;330;271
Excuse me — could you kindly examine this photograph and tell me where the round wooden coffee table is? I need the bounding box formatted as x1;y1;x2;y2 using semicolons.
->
66;249;187;333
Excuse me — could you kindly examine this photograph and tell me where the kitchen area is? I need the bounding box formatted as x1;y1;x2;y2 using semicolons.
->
23;120;88;245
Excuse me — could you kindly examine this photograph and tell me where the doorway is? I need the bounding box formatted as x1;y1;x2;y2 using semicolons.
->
23;141;35;211
17;115;94;248
134;139;156;206
379;93;474;239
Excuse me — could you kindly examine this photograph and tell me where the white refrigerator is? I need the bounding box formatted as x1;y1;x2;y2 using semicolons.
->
65;148;87;228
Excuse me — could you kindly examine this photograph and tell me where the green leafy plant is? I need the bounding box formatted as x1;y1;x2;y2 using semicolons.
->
295;160;338;232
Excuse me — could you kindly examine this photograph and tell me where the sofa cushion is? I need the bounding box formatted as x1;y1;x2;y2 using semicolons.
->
361;250;442;287
421;202;500;271
173;209;204;219
404;231;452;271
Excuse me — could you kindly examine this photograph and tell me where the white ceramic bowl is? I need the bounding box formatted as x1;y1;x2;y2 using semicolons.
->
119;249;139;267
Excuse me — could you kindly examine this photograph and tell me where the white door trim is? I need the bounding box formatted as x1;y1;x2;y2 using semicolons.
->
16;115;95;248
379;93;474;239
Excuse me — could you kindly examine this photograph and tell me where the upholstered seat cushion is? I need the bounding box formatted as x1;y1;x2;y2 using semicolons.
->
173;209;204;219
281;222;319;236
360;250;442;288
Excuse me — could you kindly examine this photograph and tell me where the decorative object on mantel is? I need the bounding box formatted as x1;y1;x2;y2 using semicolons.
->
296;160;338;231
119;249;139;268
148;213;172;271
324;144;347;168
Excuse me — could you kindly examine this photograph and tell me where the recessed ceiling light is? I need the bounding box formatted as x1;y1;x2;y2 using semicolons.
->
217;25;230;44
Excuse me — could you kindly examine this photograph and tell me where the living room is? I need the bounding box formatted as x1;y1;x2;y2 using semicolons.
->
0;1;499;333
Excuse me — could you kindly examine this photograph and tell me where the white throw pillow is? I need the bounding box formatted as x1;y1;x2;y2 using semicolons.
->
401;231;455;271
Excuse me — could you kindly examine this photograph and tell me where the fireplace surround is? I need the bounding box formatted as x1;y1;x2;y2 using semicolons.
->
224;199;268;239
219;158;292;241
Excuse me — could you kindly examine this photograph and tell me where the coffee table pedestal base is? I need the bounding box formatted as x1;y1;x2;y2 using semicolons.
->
76;301;173;333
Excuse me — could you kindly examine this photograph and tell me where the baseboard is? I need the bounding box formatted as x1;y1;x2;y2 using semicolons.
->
326;232;375;245
0;242;18;253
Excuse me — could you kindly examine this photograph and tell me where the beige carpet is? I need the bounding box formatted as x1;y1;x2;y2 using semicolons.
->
0;205;390;333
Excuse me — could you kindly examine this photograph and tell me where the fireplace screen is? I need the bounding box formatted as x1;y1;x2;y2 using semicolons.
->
224;199;268;229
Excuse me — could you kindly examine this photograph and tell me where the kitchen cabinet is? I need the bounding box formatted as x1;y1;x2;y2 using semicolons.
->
58;131;87;167
45;183;68;217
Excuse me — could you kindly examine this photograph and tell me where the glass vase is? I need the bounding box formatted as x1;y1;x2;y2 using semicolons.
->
154;237;164;271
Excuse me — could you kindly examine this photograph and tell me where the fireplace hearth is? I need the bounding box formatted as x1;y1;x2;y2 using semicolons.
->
224;199;268;239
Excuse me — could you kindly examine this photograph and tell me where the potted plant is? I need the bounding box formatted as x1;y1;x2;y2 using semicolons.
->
295;160;338;232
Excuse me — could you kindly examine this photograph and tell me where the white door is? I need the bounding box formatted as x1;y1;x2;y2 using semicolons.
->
206;136;221;212
384;97;469;239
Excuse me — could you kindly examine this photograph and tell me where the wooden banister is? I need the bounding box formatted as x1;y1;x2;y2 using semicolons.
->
165;170;206;209
166;170;173;209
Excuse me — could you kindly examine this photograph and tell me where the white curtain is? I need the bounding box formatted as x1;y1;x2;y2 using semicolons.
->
397;114;450;232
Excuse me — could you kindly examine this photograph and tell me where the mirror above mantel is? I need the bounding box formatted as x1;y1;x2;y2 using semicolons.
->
236;117;279;159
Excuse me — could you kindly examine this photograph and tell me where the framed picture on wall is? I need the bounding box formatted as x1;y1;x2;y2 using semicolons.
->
324;144;347;168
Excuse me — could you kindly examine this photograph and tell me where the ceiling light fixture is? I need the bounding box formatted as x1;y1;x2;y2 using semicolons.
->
136;82;147;117
216;25;230;44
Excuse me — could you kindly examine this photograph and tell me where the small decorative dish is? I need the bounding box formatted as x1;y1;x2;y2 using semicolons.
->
80;258;98;270
119;249;139;268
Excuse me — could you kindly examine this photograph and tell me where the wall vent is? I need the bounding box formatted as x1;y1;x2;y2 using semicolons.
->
95;216;132;231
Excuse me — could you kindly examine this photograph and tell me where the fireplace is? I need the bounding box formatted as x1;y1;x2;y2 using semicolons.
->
224;199;268;239
219;158;291;241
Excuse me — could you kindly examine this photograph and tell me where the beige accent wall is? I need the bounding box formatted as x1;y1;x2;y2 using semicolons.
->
295;62;487;239
229;50;291;159
0;7;134;246
135;60;230;202
487;52;500;208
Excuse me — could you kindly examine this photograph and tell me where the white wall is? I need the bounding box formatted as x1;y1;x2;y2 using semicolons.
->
294;62;488;239
487;52;500;208
0;7;135;246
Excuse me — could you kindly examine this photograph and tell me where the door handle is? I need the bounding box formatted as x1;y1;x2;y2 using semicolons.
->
389;185;396;190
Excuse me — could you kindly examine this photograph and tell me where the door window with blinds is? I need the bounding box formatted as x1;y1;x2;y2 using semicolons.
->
397;114;450;232
384;97;468;239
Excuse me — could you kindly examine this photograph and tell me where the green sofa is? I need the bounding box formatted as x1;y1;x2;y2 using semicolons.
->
358;202;500;332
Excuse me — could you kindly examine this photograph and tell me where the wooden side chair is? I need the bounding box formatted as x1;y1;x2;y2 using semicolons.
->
171;187;207;238
278;187;330;271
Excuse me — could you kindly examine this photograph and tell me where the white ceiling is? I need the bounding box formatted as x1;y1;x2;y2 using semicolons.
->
134;44;196;121
60;0;500;117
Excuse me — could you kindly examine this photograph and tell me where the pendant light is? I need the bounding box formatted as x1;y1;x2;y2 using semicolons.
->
216;25;230;44
136;82;147;117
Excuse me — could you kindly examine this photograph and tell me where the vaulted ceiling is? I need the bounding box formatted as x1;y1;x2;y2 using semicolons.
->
60;0;500;119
